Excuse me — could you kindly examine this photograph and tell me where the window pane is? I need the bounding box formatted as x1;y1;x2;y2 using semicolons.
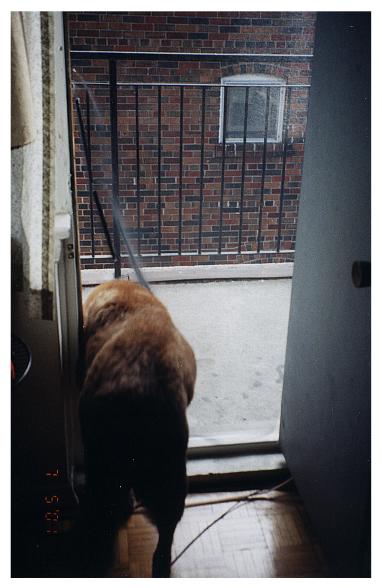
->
225;87;245;138
225;86;281;140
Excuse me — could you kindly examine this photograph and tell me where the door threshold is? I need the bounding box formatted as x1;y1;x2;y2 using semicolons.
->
187;451;288;493
188;429;280;458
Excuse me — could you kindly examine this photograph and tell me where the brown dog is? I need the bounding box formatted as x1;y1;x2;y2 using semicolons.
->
78;280;196;577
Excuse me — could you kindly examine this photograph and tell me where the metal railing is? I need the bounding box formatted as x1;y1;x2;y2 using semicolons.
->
71;51;311;278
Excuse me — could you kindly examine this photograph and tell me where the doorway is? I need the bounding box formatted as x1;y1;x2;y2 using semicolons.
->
67;13;314;452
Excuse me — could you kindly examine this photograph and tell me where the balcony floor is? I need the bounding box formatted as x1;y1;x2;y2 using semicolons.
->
152;278;291;442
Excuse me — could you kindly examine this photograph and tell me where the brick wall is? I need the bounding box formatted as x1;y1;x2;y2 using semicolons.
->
67;12;316;269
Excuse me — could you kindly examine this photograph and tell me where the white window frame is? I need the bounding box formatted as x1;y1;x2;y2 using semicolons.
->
219;74;286;144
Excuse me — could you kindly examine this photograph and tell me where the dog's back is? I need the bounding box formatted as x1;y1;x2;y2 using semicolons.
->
78;280;196;577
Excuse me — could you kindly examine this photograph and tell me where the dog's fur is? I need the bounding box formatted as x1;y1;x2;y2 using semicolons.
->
78;280;196;577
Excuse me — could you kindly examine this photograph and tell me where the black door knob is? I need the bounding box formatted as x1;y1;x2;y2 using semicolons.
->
352;261;371;288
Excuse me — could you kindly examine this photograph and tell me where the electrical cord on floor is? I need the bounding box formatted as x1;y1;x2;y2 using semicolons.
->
170;476;294;567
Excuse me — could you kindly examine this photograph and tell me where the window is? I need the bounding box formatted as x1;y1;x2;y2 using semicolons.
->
219;74;286;143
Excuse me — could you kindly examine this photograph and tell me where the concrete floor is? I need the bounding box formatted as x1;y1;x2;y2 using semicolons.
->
83;278;292;442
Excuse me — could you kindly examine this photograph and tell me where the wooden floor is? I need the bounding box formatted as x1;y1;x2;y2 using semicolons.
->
112;489;329;578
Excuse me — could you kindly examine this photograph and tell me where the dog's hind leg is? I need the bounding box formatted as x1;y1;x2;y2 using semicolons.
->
136;466;187;578
152;518;180;578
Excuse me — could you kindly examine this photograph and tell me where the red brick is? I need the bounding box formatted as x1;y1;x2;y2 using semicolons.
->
69;11;314;268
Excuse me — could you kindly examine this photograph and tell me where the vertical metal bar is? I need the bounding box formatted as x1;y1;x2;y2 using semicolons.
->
238;86;249;254
218;85;228;254
198;86;206;254
109;58;121;278
277;87;292;253
75;98;116;261
257;87;270;254
157;85;162;256
178;86;184;255
135;86;141;255
92;189;117;260
86;91;95;258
